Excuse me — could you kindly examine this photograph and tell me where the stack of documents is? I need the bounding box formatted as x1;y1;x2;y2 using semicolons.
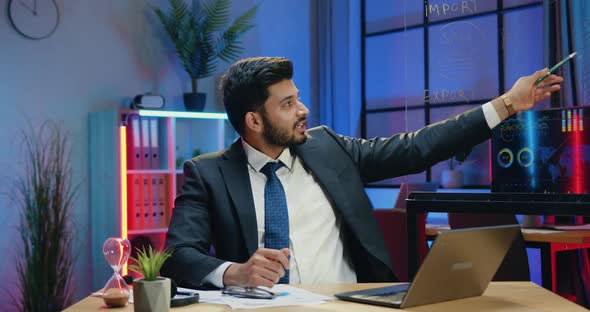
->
187;284;333;309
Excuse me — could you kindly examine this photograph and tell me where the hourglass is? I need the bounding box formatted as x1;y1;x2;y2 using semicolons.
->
102;237;131;308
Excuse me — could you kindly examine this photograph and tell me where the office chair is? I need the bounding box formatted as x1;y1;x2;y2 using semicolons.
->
374;208;427;282
448;213;530;281
373;183;438;281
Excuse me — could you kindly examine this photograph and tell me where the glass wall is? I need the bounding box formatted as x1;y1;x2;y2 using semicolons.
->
363;0;544;187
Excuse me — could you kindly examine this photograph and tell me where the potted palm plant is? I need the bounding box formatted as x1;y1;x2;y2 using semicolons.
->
12;121;78;312
154;0;259;111
129;246;173;312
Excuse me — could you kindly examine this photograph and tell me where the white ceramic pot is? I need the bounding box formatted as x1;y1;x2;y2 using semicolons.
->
133;277;171;312
441;169;464;189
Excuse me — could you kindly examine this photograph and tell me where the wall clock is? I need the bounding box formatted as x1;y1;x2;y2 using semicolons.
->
8;0;60;40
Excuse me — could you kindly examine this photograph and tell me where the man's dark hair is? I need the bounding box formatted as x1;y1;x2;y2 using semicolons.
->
220;57;293;135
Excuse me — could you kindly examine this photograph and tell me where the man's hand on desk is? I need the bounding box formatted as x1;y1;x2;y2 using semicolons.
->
223;248;290;288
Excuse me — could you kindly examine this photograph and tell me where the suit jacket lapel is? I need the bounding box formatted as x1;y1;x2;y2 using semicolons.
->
219;140;258;256
293;136;346;216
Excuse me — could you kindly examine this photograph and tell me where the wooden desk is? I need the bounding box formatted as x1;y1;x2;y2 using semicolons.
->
426;224;590;292
64;282;586;311
406;192;590;282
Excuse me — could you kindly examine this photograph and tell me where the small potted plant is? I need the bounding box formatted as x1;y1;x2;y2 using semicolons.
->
129;246;173;312
154;0;259;111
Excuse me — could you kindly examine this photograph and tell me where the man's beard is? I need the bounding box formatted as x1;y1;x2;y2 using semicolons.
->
261;113;307;147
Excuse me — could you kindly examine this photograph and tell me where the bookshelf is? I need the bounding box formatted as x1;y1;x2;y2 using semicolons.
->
89;109;235;290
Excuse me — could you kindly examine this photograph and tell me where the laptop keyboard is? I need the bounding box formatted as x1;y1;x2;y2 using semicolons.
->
351;291;407;304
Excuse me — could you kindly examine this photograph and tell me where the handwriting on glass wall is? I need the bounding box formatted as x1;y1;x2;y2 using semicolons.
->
425;0;478;18
431;19;489;103
424;88;475;104
436;21;484;81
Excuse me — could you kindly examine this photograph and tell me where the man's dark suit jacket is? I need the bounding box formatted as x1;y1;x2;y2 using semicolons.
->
161;107;492;288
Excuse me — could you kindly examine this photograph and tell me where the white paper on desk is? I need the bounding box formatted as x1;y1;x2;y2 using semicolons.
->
181;287;226;304
193;284;332;309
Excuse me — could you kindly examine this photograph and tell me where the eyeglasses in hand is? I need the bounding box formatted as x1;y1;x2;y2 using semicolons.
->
222;286;276;299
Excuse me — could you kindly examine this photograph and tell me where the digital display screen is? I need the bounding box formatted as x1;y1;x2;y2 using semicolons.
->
492;107;590;194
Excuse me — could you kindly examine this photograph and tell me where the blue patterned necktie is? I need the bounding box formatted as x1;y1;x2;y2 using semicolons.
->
260;161;289;284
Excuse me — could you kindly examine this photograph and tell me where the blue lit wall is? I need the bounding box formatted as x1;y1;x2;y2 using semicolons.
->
0;0;312;305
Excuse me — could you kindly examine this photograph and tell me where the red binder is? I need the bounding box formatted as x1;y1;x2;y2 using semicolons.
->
152;174;166;228
140;174;151;229
128;174;141;230
144;174;154;229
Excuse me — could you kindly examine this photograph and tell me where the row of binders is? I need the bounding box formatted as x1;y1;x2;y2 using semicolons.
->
128;173;171;230
127;115;161;169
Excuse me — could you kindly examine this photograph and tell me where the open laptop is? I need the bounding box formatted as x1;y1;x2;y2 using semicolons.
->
335;224;520;308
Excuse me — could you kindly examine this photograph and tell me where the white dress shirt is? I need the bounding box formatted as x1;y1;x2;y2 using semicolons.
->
202;102;501;287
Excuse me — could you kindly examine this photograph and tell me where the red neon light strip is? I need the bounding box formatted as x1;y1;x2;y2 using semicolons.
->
572;114;583;194
119;126;128;275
